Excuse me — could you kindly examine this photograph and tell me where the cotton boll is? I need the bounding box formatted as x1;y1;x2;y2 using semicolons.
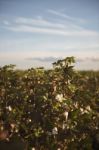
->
56;94;63;102
6;106;12;111
52;127;58;135
64;111;68;120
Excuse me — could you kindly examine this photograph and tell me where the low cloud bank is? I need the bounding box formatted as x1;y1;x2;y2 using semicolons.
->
26;56;99;63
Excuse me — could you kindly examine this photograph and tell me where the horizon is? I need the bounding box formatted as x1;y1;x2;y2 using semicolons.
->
0;0;99;70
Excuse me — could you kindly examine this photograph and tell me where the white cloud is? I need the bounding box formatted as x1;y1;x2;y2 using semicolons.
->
15;17;65;28
4;24;99;37
15;16;84;31
47;9;87;31
2;15;99;38
47;9;86;23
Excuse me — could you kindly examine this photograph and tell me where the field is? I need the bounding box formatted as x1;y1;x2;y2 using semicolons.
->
0;57;99;150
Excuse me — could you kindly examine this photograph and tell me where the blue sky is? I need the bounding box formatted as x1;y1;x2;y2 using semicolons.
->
0;0;99;69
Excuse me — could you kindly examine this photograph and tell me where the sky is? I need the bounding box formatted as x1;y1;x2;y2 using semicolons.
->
0;0;99;70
